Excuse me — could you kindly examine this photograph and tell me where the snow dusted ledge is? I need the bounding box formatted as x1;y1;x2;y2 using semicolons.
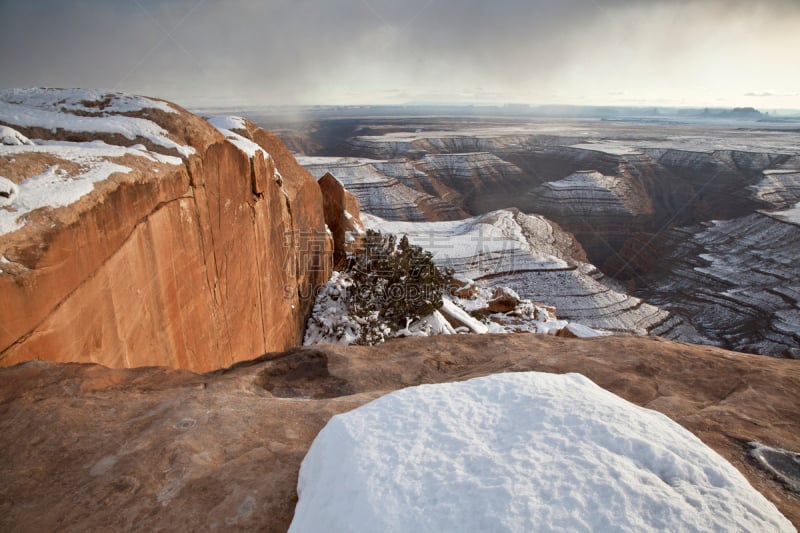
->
291;372;793;532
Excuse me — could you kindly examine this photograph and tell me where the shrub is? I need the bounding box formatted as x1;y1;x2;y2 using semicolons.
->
345;230;453;345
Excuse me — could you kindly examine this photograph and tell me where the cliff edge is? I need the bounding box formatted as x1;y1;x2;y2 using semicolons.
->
0;88;332;371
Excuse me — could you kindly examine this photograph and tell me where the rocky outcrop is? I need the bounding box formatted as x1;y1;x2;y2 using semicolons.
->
0;89;332;371
414;152;529;213
528;169;654;265
1;334;797;531
317;172;363;267
749;169;800;209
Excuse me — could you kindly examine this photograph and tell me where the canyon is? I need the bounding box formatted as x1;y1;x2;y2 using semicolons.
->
271;114;800;356
1;92;798;530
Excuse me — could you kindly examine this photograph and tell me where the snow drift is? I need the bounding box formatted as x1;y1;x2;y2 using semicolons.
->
290;372;793;532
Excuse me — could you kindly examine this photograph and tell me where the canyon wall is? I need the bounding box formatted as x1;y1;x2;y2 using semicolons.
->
0;89;332;371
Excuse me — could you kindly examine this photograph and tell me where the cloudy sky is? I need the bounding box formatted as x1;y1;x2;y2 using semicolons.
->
1;0;798;109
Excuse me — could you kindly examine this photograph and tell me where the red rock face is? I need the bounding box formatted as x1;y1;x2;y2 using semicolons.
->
318;172;362;268
0;94;332;371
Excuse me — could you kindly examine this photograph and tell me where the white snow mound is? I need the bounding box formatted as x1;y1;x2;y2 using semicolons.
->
291;372;793;533
1;125;34;146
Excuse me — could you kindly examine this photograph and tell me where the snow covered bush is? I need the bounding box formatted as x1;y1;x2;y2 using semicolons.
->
346;230;453;344
304;230;454;346
303;230;602;345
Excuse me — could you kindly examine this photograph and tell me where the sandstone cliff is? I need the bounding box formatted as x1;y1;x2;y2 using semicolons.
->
0;335;797;531
0;89;332;371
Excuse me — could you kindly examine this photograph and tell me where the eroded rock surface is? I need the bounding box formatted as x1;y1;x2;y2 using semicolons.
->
299;156;467;221
642;211;800;357
0;89;332;371
362;209;694;337
1;334;797;532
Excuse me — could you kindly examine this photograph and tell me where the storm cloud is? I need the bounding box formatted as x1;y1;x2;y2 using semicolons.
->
1;0;798;108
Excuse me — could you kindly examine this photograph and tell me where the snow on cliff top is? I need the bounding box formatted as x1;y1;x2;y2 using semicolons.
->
544;170;622;190
0;88;177;115
0;88;195;157
0;137;182;236
205;115;269;159
291;372;793;533
0;88;194;237
770;200;800;226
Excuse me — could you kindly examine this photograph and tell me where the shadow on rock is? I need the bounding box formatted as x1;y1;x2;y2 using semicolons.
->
254;348;354;399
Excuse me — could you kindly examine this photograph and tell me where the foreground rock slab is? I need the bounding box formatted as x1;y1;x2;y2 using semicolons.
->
1;334;798;532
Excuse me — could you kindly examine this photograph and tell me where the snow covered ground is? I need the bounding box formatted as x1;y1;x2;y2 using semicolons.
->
0;134;183;236
0;88;195;157
360;211;679;336
361;211;571;279
291;372;794;532
0;89;200;237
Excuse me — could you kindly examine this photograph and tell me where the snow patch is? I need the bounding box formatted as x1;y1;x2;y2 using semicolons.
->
0;88;194;157
303;271;362;345
1;125;34;146
769;200;800;225
205;115;247;132
439;298;488;334
0;161;131;236
396;311;456;337
0;177;19;208
570;141;642;155
205;115;268;159
291;372;793;533
564;322;604;337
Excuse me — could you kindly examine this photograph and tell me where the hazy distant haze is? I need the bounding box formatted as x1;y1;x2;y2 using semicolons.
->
1;0;798;109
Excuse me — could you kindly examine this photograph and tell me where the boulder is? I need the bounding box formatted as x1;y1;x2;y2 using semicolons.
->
449;275;477;299
317;172;363;268
487;286;521;313
292;372;793;532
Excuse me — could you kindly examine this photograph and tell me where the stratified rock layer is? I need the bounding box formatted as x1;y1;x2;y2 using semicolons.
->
363;209;694;337
298;156;467;221
0;334;797;531
643;211;800;357
0;89;332;371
